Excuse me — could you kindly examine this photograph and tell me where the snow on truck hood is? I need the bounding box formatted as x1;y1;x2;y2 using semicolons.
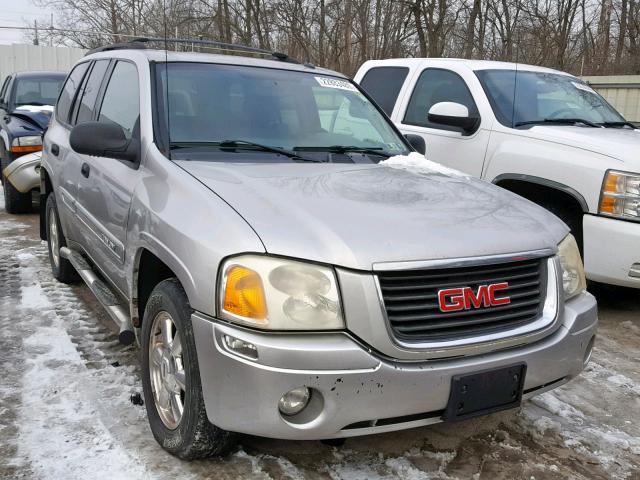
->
176;153;568;270
517;125;640;169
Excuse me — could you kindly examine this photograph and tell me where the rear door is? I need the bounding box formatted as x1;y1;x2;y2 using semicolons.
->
44;61;91;238
358;66;410;118
74;60;141;293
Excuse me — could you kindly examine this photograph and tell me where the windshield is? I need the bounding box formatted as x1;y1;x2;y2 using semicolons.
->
13;75;65;107
155;63;409;161
476;70;625;127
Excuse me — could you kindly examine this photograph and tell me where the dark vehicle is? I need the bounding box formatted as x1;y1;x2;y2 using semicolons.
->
0;71;66;213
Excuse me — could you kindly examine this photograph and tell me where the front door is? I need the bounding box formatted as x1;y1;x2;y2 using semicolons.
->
75;60;141;293
394;67;490;177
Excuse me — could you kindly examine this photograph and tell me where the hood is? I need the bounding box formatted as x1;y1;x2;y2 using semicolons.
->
176;156;568;270
9;105;53;130
516;125;640;169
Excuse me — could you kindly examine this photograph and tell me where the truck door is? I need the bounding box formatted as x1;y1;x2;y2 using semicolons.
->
75;60;140;294
395;67;489;176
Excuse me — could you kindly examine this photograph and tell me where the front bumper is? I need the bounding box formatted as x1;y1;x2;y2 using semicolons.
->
192;292;597;440
2;152;41;193
583;214;640;288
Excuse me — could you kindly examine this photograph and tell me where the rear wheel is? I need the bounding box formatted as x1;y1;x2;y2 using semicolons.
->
1;146;32;214
45;194;78;283
141;279;235;459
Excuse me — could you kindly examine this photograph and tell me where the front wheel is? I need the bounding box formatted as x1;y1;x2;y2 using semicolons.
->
140;279;235;459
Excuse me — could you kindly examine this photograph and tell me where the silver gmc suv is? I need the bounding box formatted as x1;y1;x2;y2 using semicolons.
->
40;40;598;459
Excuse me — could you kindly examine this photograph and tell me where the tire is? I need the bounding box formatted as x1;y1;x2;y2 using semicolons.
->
538;201;584;254
1;145;32;214
141;278;235;459
45;194;78;283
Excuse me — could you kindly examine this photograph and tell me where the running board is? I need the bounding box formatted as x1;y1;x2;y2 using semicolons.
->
60;247;135;345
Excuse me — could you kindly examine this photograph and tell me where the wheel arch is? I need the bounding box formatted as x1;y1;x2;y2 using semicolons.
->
492;174;589;212
132;246;195;328
39;165;54;240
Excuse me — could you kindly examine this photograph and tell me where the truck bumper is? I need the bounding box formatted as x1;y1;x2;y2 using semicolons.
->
2;152;41;193
192;292;597;440
583;214;640;288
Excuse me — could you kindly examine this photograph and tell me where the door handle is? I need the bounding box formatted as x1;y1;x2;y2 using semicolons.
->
81;162;90;178
51;143;60;156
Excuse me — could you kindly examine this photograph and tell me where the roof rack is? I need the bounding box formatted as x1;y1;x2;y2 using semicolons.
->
85;37;302;65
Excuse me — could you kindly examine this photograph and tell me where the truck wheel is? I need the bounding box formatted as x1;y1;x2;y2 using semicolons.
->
45;194;78;283
141;279;235;459
1;151;32;214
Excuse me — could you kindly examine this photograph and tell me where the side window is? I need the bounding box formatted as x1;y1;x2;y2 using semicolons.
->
359;67;409;116
56;62;90;124
74;60;110;124
403;69;479;130
98;61;139;139
0;76;10;102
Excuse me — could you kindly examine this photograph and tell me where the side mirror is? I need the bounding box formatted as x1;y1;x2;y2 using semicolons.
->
428;102;479;135
404;134;426;155
70;121;138;162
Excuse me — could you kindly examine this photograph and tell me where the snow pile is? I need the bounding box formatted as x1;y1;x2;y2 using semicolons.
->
14;248;150;479
381;152;468;178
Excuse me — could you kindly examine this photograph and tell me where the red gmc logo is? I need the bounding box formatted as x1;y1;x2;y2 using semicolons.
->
438;283;511;312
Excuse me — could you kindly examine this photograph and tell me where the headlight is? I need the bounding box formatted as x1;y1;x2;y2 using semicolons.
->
557;234;586;300
218;255;344;330
599;170;640;221
11;135;43;153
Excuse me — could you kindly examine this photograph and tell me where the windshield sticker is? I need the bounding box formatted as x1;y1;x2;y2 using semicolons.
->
571;81;597;95
315;77;358;92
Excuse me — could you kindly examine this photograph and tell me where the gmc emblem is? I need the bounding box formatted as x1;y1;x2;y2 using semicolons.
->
438;283;511;312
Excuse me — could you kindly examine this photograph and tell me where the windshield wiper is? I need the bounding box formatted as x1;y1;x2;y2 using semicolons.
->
598;121;638;129
515;118;600;128
294;145;392;158
169;140;323;162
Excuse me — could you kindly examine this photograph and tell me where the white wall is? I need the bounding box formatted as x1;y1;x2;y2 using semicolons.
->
0;44;86;83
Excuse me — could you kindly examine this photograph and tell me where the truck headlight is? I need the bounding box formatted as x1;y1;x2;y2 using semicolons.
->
11;135;43;154
599;170;640;221
218;255;344;330
557;235;586;300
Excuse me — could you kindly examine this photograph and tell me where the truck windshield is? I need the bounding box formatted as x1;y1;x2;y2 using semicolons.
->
155;63;409;161
13;75;65;107
476;69;626;128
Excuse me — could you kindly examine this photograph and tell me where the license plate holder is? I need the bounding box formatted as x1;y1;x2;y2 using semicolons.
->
444;363;527;422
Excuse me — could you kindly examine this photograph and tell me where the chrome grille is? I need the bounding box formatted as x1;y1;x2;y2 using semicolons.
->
377;258;547;341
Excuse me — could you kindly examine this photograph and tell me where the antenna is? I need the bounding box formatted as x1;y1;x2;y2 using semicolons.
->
163;0;171;160
510;39;519;128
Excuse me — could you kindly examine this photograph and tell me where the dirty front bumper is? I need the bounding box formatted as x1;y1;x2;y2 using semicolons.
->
2;152;41;193
192;292;597;440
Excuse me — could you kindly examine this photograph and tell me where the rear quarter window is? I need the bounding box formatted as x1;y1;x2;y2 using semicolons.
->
359;67;409;116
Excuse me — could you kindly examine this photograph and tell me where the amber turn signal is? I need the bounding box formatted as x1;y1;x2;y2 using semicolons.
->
11;145;42;154
223;265;268;322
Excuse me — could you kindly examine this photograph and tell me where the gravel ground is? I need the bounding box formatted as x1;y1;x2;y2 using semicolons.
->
0;191;639;480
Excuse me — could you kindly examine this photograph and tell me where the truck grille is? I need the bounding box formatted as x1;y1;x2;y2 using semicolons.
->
377;258;547;342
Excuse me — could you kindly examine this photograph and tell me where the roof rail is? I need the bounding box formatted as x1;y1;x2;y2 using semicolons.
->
85;37;301;64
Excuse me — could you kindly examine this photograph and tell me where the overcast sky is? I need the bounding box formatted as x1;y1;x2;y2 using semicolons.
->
0;0;56;45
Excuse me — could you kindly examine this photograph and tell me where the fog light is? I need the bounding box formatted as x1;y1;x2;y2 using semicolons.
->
223;335;258;360
278;387;311;416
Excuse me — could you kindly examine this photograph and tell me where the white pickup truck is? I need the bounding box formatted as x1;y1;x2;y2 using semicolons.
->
355;59;640;288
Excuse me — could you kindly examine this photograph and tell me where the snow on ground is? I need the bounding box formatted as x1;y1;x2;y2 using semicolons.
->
0;190;639;479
